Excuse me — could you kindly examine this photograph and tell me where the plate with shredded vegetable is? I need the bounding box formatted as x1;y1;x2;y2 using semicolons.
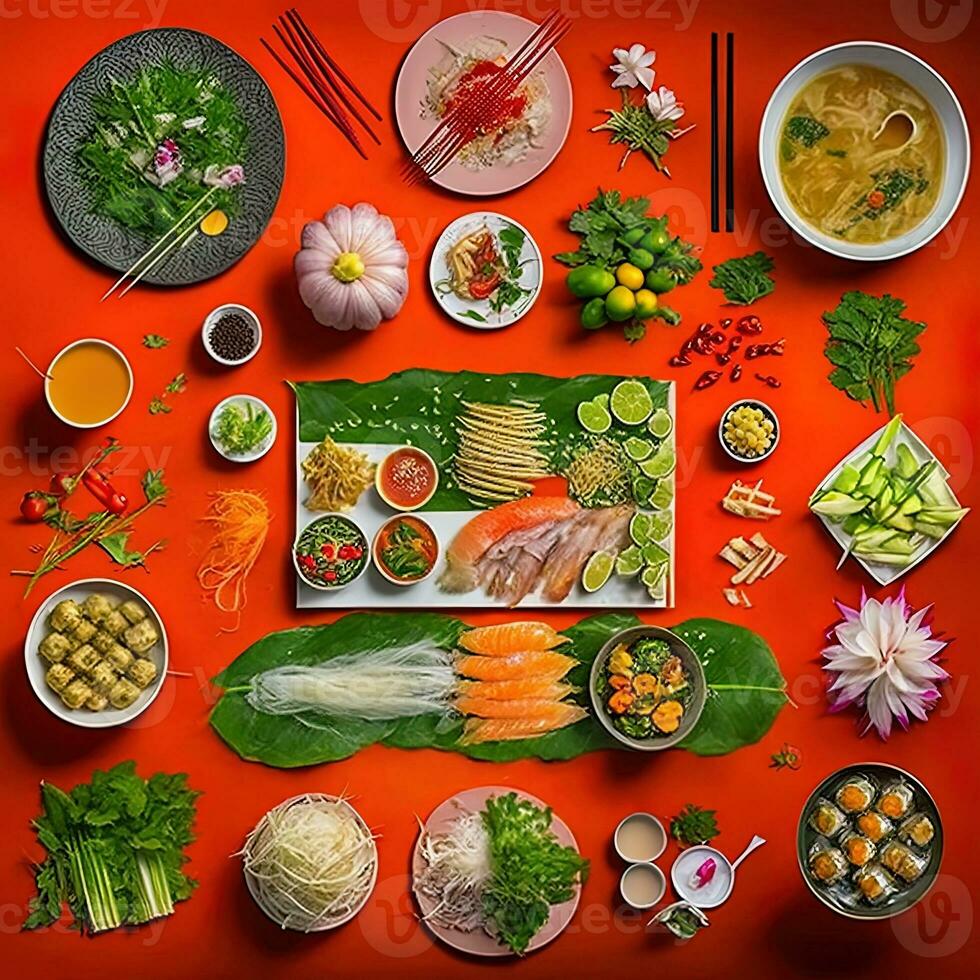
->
208;395;277;462
412;786;585;956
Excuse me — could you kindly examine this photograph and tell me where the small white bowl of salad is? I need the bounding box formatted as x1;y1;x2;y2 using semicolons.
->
429;212;542;329
208;395;277;463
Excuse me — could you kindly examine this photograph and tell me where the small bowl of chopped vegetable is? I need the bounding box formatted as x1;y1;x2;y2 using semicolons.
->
294;514;370;591
372;515;439;586
719;399;780;463
202;303;262;366
208;395;277;463
589;626;706;751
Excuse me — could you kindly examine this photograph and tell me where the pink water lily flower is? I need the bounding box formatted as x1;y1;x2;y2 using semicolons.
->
204;163;245;189
646;86;685;122
610;44;656;90
822;589;949;740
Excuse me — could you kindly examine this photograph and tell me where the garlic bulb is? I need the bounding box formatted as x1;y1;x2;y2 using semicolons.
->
294;203;409;331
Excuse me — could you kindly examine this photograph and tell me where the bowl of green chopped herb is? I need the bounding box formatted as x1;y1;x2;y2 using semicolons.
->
759;42;969;261
208;395;276;463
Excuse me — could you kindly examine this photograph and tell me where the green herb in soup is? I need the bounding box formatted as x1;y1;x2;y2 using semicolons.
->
599;636;692;739
295;516;367;588
778;64;943;245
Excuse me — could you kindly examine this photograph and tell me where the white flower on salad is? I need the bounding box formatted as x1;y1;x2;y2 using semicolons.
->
182;115;206;130
646;86;685;122
610;44;656;90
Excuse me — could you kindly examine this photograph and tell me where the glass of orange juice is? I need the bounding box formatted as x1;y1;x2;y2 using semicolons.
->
45;339;133;428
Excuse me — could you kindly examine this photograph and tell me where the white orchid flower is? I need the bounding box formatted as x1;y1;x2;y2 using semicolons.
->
610;44;656;91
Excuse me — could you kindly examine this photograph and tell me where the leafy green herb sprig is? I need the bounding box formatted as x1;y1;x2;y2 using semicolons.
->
670;803;719;847
822;290;925;414
709;251;776;305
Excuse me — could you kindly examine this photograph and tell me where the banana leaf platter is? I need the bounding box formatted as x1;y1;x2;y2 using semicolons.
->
292;369;676;609
209;612;788;766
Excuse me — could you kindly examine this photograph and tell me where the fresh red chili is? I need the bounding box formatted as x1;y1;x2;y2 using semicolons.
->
20;492;49;522
737;315;763;335
720;318;733;328
468;274;502;299
730;363;742;382
755;373;782;388
867;190;886;210
82;469;128;515
694;370;722;390
669;354;692;367
745;338;785;359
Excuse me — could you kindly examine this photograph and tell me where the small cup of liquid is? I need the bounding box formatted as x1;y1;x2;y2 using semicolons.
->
614;812;667;863
45;339;133;428
620;862;666;910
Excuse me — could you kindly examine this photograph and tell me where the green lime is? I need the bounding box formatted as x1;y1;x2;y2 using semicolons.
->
582;550;615;592
605;285;637;322
567;265;616;299
648;510;673;540
625;437;653;461
633;289;658;320
642;562;667;600
640;226;670;254
644;269;676;293
591;392;610;409
647;407;673;439
577;399;611;434
649;480;674;509
629;511;653;546
610;379;653;426
641;542;670;566
615;545;644;576
581;297;608;330
627;247;655;271
639;443;676;478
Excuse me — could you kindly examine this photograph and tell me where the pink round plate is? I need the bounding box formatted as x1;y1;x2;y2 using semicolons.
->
394;11;573;196
411;785;583;956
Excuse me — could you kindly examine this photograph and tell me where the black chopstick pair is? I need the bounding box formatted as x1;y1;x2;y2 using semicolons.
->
710;32;735;233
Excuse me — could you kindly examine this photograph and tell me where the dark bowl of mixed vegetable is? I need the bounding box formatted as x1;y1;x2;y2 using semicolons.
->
589;626;706;751
293;514;370;591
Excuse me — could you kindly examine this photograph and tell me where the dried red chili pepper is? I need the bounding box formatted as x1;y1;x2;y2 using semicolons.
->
730;363;742;382
720;317;733;328
745;338;785;359
669;354;692;367
694;370;722;390
737;315;763;335
755;373;781;388
716;352;731;366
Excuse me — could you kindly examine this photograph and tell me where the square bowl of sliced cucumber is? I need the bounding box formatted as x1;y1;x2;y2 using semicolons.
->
809;415;968;585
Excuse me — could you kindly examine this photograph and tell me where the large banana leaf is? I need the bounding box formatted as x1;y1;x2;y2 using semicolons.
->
292;369;671;512
210;613;787;767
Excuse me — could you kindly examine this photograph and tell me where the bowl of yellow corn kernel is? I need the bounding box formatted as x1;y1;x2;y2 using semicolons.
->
719;400;780;462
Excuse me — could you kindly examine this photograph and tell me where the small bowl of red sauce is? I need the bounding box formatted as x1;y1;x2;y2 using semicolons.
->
376;446;439;511
373;515;440;586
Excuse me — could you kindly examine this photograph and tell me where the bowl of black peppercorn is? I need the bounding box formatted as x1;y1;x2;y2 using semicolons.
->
202;304;262;366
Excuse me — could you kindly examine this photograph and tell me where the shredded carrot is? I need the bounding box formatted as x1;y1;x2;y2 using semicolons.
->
197;490;271;625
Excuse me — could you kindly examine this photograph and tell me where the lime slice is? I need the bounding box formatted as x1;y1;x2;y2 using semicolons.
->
643;563;667;601
577;399;611;434
615;545;644;576
629;512;653;546
582;550;615;592
641;542;670;566
610;379;653;426
649;480;673;509
647;407;673;439
639;443;676;479
632;475;655;503
624;437;653;461
591;392;611;410
648;510;673;541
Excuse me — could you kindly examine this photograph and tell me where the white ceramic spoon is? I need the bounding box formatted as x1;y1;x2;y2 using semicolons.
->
873;110;916;150
669;835;767;909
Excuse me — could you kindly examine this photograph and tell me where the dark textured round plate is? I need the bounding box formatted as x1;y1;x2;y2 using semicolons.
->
43;28;285;285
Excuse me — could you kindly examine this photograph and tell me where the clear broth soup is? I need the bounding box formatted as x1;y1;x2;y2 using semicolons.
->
778;64;943;244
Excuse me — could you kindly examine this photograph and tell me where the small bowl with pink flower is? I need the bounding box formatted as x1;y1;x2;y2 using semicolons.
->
293;514;370;591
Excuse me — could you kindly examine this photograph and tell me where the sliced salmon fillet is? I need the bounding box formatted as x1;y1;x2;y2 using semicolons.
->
456;678;574;701
459;706;588;744
457;622;569;656
454;650;577;682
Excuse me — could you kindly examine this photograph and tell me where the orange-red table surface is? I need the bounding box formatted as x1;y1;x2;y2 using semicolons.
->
1;0;977;975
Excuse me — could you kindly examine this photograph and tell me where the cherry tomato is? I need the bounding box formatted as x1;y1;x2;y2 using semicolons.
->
20;492;48;522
